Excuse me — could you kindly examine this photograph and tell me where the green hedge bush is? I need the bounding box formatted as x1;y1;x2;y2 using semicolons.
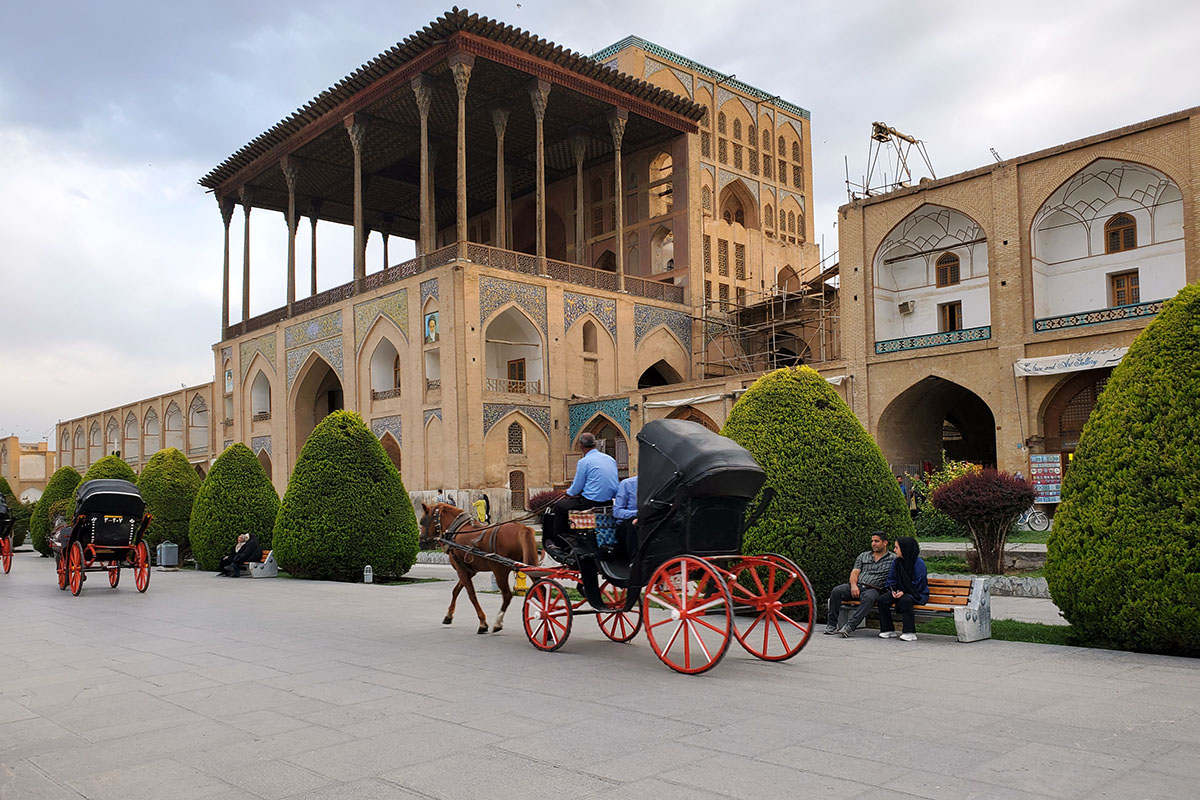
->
137;448;202;555
721;367;913;616
30;466;81;556
273;410;418;581
189;443;279;571
1046;283;1200;656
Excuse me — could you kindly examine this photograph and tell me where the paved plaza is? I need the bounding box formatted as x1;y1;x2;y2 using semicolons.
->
2;549;1198;800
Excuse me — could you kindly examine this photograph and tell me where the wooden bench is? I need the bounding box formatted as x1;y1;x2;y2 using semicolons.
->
244;550;278;578
836;577;991;642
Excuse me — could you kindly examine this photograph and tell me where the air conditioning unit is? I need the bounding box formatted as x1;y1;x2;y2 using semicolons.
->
898;300;916;315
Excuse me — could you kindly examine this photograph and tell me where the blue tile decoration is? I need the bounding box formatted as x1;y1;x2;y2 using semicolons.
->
420;277;439;307
423;408;442;427
479;276;547;336
563;292;617;341
717;86;759;120
370;415;402;446
643;58;694;97
1033;300;1163;333
779;189;806;213
354;289;408;354
286;337;344;391
701;163;715;181
634;304;692;350
285;309;342;349
223;440;232;450
719;169;759;201
569;398;631;443
697;77;714;96
238;334;276;382
484;404;551;438
251;436;271;456
875;325;991;354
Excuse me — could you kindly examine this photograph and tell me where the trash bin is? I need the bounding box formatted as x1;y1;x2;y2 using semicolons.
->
156;542;179;567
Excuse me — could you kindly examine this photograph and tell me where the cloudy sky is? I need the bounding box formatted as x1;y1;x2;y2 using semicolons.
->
2;0;1197;444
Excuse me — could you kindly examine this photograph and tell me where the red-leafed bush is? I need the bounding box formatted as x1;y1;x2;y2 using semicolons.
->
527;490;564;513
931;470;1033;574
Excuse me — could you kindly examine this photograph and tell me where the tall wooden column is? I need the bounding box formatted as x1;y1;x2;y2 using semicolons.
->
379;215;393;270
412;75;433;256
491;104;510;250
345;113;369;290
281;157;299;312
570;128;588;264
239;186;253;321
450;53;474;261
218;195;235;336
529;79;551;274
308;198;321;296
608;109;629;291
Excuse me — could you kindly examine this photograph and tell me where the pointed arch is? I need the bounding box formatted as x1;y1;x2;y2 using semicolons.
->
257;449;273;484
124;411;140;463
105;417;120;456
666;405;720;432
291;350;344;456
380;431;402;473
877;376;997;469
571;311;616;396
484;305;545;396
718;179;758;229
164;401;184;451
250;370;272;419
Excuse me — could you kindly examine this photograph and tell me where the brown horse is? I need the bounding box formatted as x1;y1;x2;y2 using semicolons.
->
419;502;539;634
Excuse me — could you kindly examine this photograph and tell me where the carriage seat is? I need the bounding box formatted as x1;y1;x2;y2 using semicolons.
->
245;550;278;578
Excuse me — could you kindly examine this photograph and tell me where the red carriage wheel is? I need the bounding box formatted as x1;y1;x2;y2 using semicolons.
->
727;554;815;661
56;553;68;590
68;541;85;596
1;536;11;574
108;563;121;588
522;579;572;652
596;581;642;643
134;542;150;593
642;555;733;675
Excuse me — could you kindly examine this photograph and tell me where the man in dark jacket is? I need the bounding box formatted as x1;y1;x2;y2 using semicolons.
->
218;533;262;577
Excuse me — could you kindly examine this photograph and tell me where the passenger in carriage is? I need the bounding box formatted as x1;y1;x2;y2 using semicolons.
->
217;532;262;577
612;475;638;553
548;432;618;544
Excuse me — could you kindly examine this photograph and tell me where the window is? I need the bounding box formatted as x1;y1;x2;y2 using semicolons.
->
703;235;711;272
779;208;786;230
732;118;741;141
701;131;711;158
788;211;796;233
778;159;786;183
938;301;963;332
509;470;526;510
701;185;711;212
718;139;727;164
763;158;772;179
765;204;774;228
733;144;742;170
778;135;785;154
705;280;712;302
737;287;746;305
935;253;961;287
393;354;402;388
1105;213;1136;254
748;123;756;144
763;129;771;151
718;239;729;276
719;283;729;311
735;208;745;226
507;421;524;454
735;243;746;280
507;358;526;391
717;112;726;135
591;205;605;237
1110;270;1140;306
590;176;604;204
792;165;802;186
582;320;597;353
748;150;758;175
792;141;801;162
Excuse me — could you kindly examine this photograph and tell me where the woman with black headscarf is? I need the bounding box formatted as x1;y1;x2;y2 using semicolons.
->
878;536;929;641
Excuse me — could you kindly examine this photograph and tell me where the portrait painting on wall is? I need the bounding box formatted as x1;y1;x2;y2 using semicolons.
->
424;311;440;344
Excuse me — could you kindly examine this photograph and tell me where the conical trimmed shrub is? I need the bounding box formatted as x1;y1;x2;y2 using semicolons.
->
30;466;81;556
1046;283;1200;656
138;448;202;554
722;367;913;614
273;410;418;581
189;443;279;571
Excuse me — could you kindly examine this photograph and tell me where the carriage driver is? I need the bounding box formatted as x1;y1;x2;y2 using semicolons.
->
548;432;619;544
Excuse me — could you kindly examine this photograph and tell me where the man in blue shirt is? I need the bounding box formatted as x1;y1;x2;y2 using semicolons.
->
612;475;638;553
549;432;618;543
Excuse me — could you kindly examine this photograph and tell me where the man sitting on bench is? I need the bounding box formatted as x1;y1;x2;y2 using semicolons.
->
218;532;262;578
825;531;894;637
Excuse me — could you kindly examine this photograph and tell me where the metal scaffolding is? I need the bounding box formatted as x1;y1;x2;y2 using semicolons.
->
698;260;841;378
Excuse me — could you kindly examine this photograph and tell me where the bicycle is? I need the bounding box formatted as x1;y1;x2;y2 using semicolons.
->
1018;505;1050;532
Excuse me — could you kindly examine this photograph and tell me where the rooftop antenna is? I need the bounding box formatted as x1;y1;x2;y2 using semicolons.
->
845;121;936;202
989;147;1003;163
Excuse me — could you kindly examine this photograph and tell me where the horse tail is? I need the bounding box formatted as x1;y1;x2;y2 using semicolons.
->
519;524;539;567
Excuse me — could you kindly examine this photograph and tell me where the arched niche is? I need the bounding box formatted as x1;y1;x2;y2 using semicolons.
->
483;411;550;488
568;313;616;396
877;376;997;471
484;306;544;396
291;353;343;456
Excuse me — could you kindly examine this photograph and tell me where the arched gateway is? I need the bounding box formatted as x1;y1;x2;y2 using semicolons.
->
877;377;997;472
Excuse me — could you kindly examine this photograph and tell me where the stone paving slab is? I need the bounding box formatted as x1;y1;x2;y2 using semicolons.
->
1;549;1197;799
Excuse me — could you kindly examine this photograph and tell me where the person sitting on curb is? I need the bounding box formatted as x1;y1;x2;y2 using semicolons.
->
878;536;929;641
825;531;894;637
218;532;262;578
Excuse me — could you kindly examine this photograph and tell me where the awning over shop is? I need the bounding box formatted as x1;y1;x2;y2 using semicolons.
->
643;394;726;409
1013;348;1128;377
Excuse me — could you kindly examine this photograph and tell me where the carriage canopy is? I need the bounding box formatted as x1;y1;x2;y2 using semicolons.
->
75;479;145;519
636;419;765;513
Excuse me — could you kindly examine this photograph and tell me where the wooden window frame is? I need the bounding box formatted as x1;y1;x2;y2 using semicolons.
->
938;301;963;332
1104;213;1136;255
935;253;961;287
1109;270;1140;307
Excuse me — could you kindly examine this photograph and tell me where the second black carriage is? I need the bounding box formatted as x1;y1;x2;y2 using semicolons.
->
0;494;13;574
526;419;816;674
52;479;152;596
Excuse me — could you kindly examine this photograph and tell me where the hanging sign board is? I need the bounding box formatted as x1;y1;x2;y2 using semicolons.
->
1013;348;1127;377
1029;453;1063;504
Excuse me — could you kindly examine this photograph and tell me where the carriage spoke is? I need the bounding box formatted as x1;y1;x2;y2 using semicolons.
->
688;621;714;664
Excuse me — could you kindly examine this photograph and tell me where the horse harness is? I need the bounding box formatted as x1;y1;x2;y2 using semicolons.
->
438;511;500;567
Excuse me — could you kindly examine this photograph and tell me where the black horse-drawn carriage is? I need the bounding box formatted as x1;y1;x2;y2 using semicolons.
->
525;419;815;674
0;494;13;574
52;479;152;596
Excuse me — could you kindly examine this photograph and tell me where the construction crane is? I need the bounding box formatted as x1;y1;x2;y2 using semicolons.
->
846;122;936;201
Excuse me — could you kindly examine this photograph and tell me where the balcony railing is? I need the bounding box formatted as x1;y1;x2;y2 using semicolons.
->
426;379;441;392
371;388;402;401
1034;299;1164;333
486;377;543;395
230;243;686;338
875;325;991;355
252;411;271;422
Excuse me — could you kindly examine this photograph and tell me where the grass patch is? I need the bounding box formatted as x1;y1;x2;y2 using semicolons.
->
916;617;1082;646
919;530;1049;544
924;556;1045;578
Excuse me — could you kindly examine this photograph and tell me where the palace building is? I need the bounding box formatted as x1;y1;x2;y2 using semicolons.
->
55;9;822;512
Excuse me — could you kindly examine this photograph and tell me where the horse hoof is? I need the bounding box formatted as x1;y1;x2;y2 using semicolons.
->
492;624;503;633
477;626;489;634
442;616;453;625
